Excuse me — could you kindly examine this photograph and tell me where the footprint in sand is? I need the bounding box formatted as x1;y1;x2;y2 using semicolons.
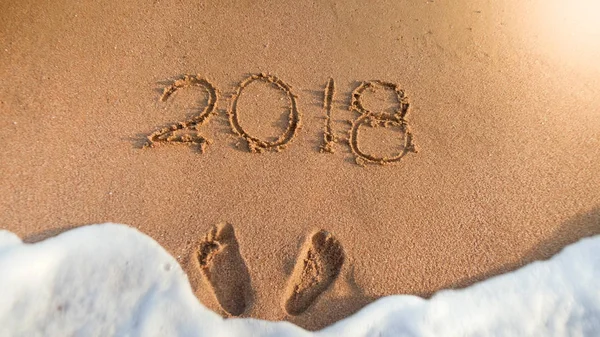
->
195;223;252;316
283;230;345;316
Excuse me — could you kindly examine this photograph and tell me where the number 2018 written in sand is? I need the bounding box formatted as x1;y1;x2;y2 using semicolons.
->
144;74;417;166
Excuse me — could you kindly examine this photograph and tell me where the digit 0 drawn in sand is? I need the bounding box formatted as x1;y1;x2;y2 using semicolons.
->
283;230;345;316
144;75;218;153
348;81;417;166
320;78;337;153
227;73;301;153
195;223;252;316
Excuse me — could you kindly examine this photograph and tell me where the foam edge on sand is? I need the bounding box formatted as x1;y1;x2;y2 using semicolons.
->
0;223;599;337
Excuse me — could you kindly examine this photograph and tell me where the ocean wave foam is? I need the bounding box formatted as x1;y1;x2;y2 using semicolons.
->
0;223;599;337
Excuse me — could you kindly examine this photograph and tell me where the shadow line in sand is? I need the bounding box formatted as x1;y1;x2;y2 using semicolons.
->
432;206;600;295
23;226;79;244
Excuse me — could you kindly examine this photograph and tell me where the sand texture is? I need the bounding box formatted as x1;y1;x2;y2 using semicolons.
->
1;0;599;330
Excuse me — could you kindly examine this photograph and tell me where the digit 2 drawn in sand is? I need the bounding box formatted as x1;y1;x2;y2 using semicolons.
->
349;81;417;165
228;73;301;153
144;75;218;153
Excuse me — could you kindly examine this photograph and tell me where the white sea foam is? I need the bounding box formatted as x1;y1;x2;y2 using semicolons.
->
0;223;598;337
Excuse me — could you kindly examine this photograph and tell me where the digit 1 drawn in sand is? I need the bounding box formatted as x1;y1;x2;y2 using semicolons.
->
283;230;345;316
227;73;301;153
195;223;252;316
320;78;337;153
144;75;218;153
348;81;417;166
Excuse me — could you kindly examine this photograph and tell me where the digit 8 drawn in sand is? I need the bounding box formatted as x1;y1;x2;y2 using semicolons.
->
145;75;218;153
348;81;417;165
228;73;301;153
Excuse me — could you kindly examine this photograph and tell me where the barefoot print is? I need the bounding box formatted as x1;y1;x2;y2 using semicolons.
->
195;223;252;316
283;230;345;315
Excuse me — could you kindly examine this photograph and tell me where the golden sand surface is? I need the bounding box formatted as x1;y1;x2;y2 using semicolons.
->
1;0;599;330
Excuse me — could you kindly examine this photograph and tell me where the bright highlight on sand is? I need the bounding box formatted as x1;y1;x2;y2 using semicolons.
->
534;0;600;69
555;0;600;36
535;0;600;37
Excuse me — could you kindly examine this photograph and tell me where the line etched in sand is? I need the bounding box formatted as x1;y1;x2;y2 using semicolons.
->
283;230;345;316
348;81;417;166
195;223;252;316
144;75;218;153
227;73;301;153
320;78;337;153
